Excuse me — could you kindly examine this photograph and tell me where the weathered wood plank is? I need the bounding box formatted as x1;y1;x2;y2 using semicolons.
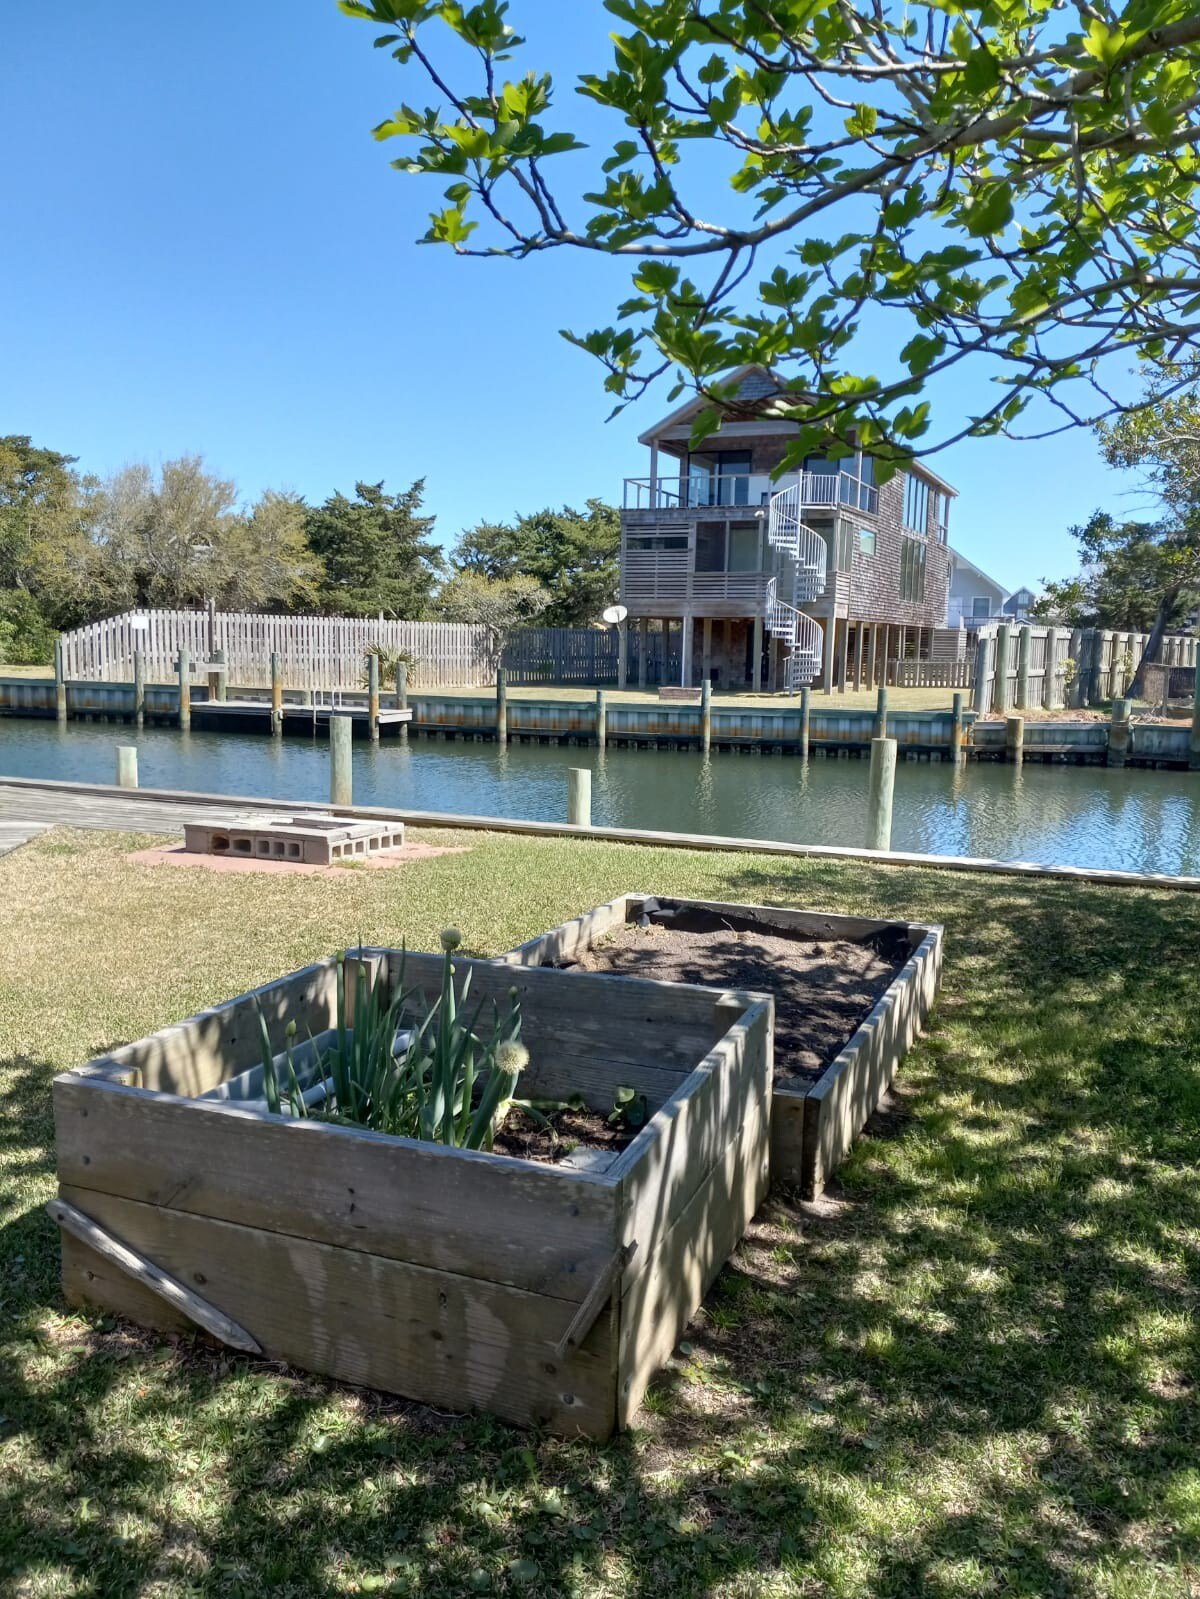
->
53;1075;618;1303
59;1185;618;1437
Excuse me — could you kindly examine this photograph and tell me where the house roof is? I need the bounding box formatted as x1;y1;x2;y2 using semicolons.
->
638;364;959;495
948;545;1008;596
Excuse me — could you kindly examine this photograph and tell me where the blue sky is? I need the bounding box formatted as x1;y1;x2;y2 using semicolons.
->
0;3;1158;589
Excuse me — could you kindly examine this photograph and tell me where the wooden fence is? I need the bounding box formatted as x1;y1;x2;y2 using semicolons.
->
58;610;632;690
969;623;1199;714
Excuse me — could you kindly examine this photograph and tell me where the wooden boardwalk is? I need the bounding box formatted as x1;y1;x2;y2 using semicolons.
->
0;820;46;856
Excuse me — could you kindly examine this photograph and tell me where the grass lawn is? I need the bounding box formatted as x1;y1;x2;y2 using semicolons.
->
1;828;1198;1597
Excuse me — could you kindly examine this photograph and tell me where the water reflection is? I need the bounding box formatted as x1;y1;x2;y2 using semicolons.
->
2;718;1199;876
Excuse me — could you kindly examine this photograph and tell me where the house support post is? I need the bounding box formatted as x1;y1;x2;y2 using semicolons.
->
330;714;353;806
701;617;712;688
681;612;694;688
853;623;865;690
837;619;850;694
867;624;879;689
866;737;897;851
617;621;628;690
638;618;648;689
752;614;764;693
821;620;834;695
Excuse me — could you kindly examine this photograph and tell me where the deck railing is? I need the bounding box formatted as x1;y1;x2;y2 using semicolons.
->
623;471;878;516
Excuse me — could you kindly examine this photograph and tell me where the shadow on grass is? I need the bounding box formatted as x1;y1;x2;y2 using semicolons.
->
1;862;1199;1595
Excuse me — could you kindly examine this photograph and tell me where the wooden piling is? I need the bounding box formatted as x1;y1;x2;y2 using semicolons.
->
330;715;353;807
993;624;1011;714
395;661;408;743
495;667;508;745
116;746;138;789
699;678;711;754
873;686;888;741
1005;715;1024;764
595;689;607;750
866;737;897;851
567;767;591;827
1107;698;1131;767
1191;666;1200;771
133;649;146;729
971;633;990;717
270;652;283;736
799;685;811;761
54;640;67;724
177;649;191;732
367;653;380;742
1016;625;1031;710
208;648;227;704
950;692;965;764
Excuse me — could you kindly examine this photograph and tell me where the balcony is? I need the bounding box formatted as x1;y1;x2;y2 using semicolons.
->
623;470;878;517
620;547;770;616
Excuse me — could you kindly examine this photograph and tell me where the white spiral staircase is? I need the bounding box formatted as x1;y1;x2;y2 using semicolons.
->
764;483;827;690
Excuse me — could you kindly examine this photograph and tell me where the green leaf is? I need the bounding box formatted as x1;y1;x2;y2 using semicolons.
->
963;183;1013;238
963;45;1001;93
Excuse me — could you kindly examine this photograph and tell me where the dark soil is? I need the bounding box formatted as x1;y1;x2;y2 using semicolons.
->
560;904;913;1089
491;1104;637;1165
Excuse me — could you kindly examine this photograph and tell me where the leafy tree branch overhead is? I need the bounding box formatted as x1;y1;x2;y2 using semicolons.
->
339;0;1200;472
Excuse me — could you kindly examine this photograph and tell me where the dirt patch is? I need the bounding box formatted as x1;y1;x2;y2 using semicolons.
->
127;841;469;876
561;906;911;1089
492;1104;636;1166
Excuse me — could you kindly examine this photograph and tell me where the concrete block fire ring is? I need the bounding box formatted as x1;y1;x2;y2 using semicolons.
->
183;814;407;866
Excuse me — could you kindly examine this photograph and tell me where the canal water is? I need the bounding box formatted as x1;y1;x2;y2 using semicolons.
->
3;718;1199;876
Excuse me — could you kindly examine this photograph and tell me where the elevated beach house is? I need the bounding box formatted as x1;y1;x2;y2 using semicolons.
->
619;367;956;692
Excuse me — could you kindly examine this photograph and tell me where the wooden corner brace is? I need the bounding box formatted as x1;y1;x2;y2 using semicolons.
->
553;1241;637;1362
46;1197;263;1355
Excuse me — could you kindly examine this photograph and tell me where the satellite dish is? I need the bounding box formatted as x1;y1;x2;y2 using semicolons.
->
601;604;629;626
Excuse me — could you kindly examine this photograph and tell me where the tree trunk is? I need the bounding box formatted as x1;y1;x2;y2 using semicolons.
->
1128;588;1180;700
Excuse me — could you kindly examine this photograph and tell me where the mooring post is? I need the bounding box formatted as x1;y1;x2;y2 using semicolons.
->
699;678;711;754
133;648;146;729
971;633;990;717
1005;714;1024;764
367;653;380;742
866;736;897;851
395;660;409;743
54;639;67;724
873;686;888;741
330;714;353;807
1016;625;1032;710
950;691;965;764
1107;697;1131;767
208;648;227;704
270;651;283;736
116;745;138;789
567;767;592;827
595;688;607;750
993;624;1011;715
177;649;191;732
495;667;508;745
799;684;811;761
1191;665;1200;770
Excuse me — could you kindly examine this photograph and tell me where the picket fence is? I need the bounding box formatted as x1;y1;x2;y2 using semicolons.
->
57;609;636;690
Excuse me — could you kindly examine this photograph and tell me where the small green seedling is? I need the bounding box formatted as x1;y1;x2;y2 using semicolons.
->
608;1085;648;1132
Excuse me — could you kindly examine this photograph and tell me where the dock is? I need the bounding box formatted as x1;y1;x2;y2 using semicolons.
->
190;701;413;737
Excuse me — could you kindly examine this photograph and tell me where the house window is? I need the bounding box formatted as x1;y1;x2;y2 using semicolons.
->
625;534;688;552
828;523;854;574
858;527;876;557
933;491;950;543
900;536;927;601
694;521;762;573
971;596;992;619
687;450;752;508
903;472;931;535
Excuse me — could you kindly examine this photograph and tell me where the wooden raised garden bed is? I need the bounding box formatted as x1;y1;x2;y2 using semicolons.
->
50;949;771;1437
500;895;943;1198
